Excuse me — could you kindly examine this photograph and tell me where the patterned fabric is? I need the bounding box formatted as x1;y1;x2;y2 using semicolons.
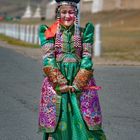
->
73;69;93;90
80;77;102;130
43;67;67;90
39;25;68;91
41;77;105;140
74;34;82;58
38;22;106;139
41;43;54;60
83;43;93;57
38;77;61;132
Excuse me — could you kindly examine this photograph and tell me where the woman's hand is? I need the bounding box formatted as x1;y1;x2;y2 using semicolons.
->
59;85;69;93
69;86;75;92
60;85;75;93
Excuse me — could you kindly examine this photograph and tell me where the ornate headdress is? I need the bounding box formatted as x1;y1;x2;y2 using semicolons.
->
55;0;81;30
56;0;80;7
45;0;81;49
55;0;80;18
54;0;81;51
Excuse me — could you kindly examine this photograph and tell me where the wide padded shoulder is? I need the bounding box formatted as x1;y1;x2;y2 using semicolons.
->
82;22;94;44
39;25;54;46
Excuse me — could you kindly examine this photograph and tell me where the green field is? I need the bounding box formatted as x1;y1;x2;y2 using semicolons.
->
0;34;39;48
81;10;140;62
0;10;140;62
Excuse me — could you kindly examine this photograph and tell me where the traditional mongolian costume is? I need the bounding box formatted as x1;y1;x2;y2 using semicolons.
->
38;0;106;139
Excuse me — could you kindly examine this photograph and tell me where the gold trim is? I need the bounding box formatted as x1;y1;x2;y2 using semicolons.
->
73;69;93;90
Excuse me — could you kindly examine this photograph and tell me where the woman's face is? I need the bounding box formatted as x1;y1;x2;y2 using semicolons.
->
60;5;76;27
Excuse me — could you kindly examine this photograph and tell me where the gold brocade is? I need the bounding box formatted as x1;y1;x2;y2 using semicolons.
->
73;69;93;90
43;67;67;88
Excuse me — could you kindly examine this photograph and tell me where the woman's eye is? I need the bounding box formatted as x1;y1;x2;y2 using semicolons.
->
69;11;75;14
61;10;75;15
61;11;67;14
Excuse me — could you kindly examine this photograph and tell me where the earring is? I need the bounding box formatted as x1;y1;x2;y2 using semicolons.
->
55;11;62;48
74;14;81;49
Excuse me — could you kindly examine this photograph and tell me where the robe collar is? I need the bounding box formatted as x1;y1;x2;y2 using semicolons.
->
45;21;74;39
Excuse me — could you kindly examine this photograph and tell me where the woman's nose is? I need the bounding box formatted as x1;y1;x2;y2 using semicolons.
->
65;13;70;17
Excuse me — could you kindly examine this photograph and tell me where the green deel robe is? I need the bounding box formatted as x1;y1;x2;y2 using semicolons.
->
39;23;106;140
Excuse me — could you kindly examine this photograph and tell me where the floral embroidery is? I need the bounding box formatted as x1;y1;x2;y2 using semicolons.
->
83;43;92;57
80;77;102;128
73;69;93;90
43;67;67;89
39;77;59;131
42;43;54;59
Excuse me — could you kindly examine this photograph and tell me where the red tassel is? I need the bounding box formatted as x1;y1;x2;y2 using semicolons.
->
45;21;59;39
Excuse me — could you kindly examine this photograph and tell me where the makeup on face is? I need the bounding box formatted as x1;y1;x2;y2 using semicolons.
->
60;5;76;27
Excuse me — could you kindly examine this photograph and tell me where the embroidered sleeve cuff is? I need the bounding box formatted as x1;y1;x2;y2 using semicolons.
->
73;69;93;90
43;67;67;88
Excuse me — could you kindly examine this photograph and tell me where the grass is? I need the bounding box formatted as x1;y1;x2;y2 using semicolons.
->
0;10;140;62
0;34;39;48
101;25;140;61
81;10;140;62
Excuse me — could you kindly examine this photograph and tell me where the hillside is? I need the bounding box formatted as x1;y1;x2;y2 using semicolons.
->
0;9;140;62
81;10;140;62
81;10;140;27
0;0;140;17
0;0;48;16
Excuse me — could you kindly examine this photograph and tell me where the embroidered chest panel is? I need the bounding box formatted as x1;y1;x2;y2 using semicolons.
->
54;30;83;62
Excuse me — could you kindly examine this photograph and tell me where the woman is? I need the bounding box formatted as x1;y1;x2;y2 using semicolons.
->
38;0;106;139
